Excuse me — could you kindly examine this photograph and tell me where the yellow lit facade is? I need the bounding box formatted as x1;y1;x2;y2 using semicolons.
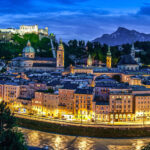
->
106;47;112;68
74;93;94;121
57;39;64;68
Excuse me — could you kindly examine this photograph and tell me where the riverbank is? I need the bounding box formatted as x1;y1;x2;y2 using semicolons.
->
16;117;150;138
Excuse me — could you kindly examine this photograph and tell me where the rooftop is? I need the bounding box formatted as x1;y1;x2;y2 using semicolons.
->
75;87;93;94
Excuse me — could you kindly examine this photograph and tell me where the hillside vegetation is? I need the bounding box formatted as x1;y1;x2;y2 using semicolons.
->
0;33;150;67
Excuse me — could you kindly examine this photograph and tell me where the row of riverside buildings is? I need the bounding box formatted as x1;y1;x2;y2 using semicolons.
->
1;39;150;123
1;69;150;122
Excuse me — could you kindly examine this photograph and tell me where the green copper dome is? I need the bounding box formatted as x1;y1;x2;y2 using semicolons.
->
23;40;35;53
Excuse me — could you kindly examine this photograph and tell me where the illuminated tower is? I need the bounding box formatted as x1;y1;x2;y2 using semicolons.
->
87;54;92;67
106;46;112;68
57;39;64;68
70;64;75;74
90;80;95;87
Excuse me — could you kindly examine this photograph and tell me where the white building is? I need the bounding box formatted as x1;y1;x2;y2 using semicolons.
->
0;25;48;36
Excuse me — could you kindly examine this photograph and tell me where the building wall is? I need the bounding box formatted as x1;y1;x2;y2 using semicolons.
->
3;84;20;102
73;68;93;74
32;92;43;114
129;78;142;85
58;89;75;117
109;93;134;122
95;87;110;100
118;64;139;71
135;95;150;120
57;50;64;68
92;102;110;122
74;93;93;120
43;93;59;117
106;56;112;68
0;84;4;100
19;25;38;35
32;92;59;117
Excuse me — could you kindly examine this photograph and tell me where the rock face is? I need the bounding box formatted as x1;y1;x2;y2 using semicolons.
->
93;27;150;46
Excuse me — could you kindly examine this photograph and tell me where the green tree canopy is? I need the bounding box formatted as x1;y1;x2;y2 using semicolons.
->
0;101;27;150
141;143;150;150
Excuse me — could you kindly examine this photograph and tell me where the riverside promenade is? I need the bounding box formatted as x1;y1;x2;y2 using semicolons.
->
15;113;150;129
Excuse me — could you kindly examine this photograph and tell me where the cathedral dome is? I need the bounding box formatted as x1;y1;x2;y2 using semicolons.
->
23;40;35;53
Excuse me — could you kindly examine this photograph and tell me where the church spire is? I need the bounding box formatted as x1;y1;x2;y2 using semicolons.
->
131;43;135;59
132;43;135;50
58;38;64;51
87;54;92;66
107;46;111;56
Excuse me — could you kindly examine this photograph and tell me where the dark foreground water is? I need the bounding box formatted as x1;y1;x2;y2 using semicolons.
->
20;128;150;150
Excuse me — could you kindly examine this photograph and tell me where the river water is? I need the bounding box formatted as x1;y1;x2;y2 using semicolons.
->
20;128;150;150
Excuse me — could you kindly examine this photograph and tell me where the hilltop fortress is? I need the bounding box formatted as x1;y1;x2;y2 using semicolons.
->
0;25;48;36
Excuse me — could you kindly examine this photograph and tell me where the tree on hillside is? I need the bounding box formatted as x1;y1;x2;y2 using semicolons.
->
0;101;27;150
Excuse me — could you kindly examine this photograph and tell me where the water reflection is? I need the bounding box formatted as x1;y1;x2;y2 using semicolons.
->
20;128;150;150
133;140;144;150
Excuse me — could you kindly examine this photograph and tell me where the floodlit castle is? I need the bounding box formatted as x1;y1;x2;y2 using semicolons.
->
0;25;48;36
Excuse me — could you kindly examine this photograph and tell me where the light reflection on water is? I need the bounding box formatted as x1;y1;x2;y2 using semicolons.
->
20;128;150;150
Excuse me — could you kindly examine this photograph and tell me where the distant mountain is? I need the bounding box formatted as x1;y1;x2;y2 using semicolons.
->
93;27;150;46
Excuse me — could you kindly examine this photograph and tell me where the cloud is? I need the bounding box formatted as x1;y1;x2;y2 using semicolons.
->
55;0;89;5
138;6;150;15
0;0;150;41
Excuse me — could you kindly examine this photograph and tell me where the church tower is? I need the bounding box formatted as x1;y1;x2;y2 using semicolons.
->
131;43;135;59
87;54;92;67
106;46;112;68
57;39;64;68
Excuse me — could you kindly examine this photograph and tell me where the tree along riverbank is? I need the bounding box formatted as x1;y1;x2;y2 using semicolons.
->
16;117;150;138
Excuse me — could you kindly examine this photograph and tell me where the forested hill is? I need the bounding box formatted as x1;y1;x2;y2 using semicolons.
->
0;33;150;67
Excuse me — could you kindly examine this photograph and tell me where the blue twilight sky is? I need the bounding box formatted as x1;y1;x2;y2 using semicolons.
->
0;0;150;41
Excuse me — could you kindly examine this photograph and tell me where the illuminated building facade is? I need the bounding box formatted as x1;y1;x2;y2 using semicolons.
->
109;92;134;122
74;88;94;120
57;40;64;69
0;25;48;36
3;83;20;103
135;94;150;121
58;84;77;119
106;47;112;68
32;91;59;117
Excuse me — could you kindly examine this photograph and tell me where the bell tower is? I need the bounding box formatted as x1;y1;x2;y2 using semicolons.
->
57;39;64;68
131;43;135;59
106;46;112;68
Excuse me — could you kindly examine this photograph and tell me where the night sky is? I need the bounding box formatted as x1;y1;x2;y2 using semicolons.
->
0;0;150;41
